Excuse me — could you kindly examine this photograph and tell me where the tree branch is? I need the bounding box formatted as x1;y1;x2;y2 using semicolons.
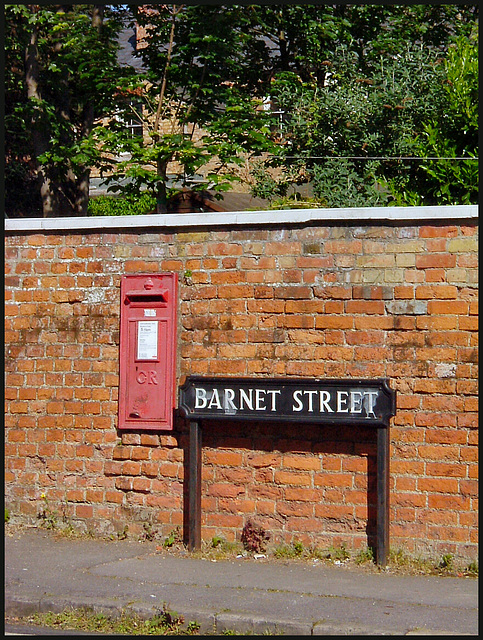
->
154;4;184;133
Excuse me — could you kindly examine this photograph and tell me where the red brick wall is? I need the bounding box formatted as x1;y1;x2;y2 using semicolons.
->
4;220;478;560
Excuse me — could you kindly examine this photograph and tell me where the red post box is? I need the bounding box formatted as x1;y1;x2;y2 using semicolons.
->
118;273;178;430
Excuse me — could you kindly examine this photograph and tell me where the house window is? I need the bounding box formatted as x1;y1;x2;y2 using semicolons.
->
125;102;144;139
115;101;144;140
262;95;286;140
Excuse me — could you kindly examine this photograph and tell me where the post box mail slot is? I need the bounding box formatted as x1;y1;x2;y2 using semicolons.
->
118;273;178;430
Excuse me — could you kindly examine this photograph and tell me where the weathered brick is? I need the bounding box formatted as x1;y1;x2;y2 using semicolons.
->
416;284;458;299
274;285;312;299
274;471;311;486
285;300;324;314
4;220;478;558
205;450;243;466
283;455;320;471
247;453;281;468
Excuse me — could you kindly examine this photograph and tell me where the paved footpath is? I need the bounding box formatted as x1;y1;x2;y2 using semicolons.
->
5;527;478;635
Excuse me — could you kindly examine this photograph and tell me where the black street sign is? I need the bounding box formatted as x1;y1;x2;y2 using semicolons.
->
180;375;396;566
179;377;396;427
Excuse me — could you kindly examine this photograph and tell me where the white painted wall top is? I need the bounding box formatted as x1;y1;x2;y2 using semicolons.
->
4;204;478;232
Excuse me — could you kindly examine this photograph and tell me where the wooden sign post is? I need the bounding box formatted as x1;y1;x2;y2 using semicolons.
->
180;377;396;565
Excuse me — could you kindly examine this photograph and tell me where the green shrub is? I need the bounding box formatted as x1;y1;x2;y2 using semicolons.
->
88;193;157;216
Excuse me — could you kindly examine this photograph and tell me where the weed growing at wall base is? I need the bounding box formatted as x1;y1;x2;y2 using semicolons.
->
163;527;182;548
388;548;478;577
37;494;57;530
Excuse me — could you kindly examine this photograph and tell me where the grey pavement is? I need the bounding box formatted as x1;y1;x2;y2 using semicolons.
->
5;527;478;635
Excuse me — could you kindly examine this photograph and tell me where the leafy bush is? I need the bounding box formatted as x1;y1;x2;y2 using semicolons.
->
312;159;390;208
87;193;157;216
249;163;289;202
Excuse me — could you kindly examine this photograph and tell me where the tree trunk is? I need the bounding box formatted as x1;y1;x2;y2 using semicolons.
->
24;12;55;217
92;4;104;30
75;169;91;216
153;6;182;215
70;5;103;216
156;159;168;214
24;5;105;217
71;6;103;216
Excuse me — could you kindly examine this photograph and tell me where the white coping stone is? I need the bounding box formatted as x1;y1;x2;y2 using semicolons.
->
4;205;478;233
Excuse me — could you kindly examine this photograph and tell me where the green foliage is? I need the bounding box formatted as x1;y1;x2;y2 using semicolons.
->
5;4;136;216
117;525;129;540
273;540;305;559
355;547;375;565
5;508;10;523
312;160;389;208
163;527;182;549
5;4;478;215
251;6;478;207
199;536;242;560
142;522;156;542
401;35;478;205
211;535;225;549
267;43;449;206
38;493;58;530
324;543;350;562
249;163;289;202
439;553;454;571
103;4;276;211
387;548;467;575
87;193;157;216
269;197;328;210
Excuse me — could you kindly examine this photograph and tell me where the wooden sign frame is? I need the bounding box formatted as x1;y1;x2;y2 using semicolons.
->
179;377;396;566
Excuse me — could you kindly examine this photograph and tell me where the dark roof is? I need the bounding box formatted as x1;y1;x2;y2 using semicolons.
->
117;25;145;72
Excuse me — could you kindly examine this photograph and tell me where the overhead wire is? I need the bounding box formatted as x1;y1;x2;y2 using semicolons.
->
278;156;478;161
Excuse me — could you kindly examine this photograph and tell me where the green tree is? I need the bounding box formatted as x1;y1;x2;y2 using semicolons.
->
397;35;478;205
5;4;133;217
254;43;450;207
104;4;275;213
248;4;478;207
239;3;350;87
6;4;478;216
5;4;42;216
